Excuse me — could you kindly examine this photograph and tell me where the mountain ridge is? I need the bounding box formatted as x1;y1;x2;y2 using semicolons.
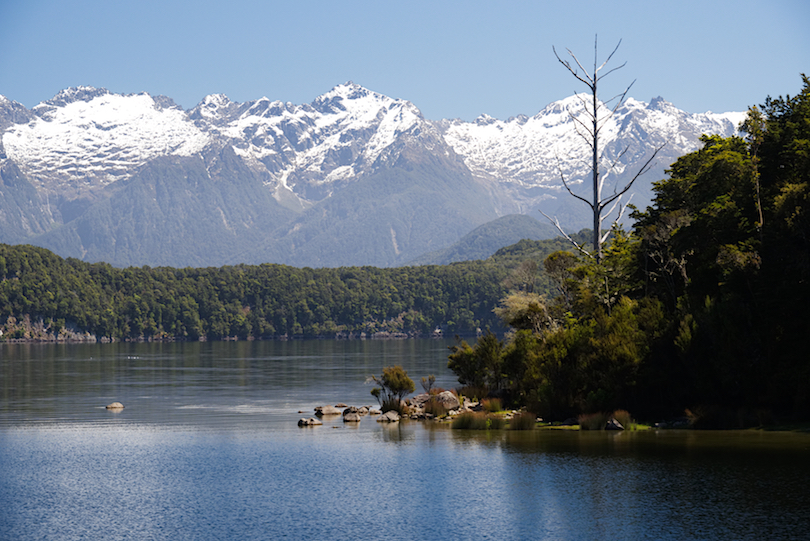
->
0;82;743;268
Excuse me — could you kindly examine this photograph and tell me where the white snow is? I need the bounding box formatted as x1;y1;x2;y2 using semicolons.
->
440;94;743;188
0;82;745;213
3;91;210;191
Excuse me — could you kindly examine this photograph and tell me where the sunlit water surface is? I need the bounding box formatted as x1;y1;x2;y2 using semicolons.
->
1;340;809;540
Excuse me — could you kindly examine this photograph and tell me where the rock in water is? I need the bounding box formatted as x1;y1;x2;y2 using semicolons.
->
343;412;362;422
377;410;400;422
106;402;124;410
298;417;323;427
315;405;342;416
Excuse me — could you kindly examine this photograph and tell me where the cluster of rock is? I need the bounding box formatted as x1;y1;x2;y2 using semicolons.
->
300;391;498;427
298;403;384;427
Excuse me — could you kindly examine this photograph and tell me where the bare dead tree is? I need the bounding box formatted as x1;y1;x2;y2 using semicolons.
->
543;36;665;263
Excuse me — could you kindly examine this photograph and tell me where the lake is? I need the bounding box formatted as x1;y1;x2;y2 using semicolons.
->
1;339;809;540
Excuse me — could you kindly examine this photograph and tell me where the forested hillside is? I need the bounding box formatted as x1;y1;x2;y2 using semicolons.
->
0;233;580;342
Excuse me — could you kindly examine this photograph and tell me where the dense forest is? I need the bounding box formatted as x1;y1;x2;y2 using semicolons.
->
450;76;810;424
0;230;583;342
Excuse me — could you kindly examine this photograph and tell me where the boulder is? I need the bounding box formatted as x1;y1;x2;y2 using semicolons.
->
369;408;382;415
106;402;124;410
315;405;342;416
298;417;323;426
335;403;348;408
377;410;400;422
357;406;369;415
342;406;359;416
605;418;625;431
435;391;460;411
411;393;431;407
343;412;362;422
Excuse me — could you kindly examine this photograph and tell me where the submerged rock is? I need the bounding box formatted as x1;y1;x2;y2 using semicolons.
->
106;402;124;410
298;417;323;427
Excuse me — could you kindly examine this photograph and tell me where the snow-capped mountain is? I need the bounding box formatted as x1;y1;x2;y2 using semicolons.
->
2;87;210;197
436;94;743;212
0;83;743;268
188;82;449;209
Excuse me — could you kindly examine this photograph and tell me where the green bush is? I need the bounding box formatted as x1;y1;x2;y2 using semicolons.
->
456;385;488;403
451;412;505;430
424;397;448;417
509;411;537;430
369;366;415;413
578;412;609;430
481;398;502;413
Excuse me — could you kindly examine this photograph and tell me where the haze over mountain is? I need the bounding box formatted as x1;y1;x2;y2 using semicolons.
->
0;83;743;268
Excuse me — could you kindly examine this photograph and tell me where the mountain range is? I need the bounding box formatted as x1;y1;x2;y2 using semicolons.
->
0;83;743;268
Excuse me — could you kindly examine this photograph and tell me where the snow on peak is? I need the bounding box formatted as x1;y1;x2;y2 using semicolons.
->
439;93;743;189
3;89;210;193
210;82;427;199
38;86;111;108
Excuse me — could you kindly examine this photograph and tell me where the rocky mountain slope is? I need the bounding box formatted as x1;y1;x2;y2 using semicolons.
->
0;83;743;267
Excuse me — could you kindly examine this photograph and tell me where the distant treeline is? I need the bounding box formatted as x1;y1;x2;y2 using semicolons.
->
0;234;581;341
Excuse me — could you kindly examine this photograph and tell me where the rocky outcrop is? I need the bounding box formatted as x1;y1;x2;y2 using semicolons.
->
377;410;400;422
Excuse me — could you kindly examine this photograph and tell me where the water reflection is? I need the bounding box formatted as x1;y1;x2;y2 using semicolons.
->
2;340;810;540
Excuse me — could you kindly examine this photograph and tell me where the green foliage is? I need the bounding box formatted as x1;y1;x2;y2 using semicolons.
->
451;412;505;430
443;77;810;423
423;396;448;417
447;331;505;391
368;365;415;413
0;242;522;340
578;412;609;431
493;291;555;335
481;398;502;413
508;411;537;430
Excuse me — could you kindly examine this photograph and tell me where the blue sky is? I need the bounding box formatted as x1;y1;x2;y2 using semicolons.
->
1;0;807;120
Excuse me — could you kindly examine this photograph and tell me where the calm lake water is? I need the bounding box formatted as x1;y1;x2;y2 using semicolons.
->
1;339;809;540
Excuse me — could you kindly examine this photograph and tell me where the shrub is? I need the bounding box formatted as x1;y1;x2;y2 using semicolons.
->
578;412;609;430
424;397;448;417
421;375;436;393
452;412;483;429
509;411;537;430
368;366;415;413
481;398;502;413
456;385;488;403
381;397;405;415
451;412;505;430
